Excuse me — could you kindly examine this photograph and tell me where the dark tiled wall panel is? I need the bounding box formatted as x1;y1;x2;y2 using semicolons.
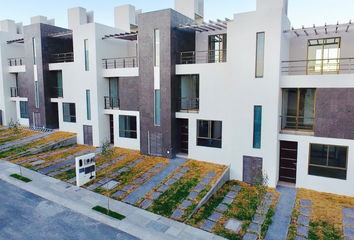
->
315;88;354;139
119;77;139;111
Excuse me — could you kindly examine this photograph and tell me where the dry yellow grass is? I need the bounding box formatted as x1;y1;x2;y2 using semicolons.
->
288;188;354;240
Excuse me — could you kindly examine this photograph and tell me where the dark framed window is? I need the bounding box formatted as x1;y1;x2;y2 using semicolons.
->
84;39;89;71
253;106;262;149
20;101;29;119
255;32;265;78
308;144;347;180
119;115;137;139
208;34;227;63
197;120;222;148
63;103;76;123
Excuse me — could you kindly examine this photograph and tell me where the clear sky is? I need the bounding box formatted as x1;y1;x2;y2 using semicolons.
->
0;0;353;29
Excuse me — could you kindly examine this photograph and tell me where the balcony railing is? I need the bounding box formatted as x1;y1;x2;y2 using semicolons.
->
178;98;199;112
179;50;227;64
282;58;354;75
280;116;314;131
104;96;120;109
8;58;25;66
50;52;74;63
51;87;63;98
102;57;138;69
10;87;18;97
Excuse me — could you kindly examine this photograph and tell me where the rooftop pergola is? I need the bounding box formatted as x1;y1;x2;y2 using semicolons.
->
177;18;230;32
285;21;352;37
7;38;24;44
102;31;138;41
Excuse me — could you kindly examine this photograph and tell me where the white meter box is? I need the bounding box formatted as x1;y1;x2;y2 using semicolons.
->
75;153;96;187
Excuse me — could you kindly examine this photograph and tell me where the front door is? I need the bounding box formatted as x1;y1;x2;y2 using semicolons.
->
279;141;298;183
180;119;188;154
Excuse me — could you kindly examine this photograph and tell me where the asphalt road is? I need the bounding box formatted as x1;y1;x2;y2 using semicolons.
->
0;179;140;240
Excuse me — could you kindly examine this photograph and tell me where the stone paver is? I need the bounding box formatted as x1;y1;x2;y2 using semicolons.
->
248;222;260;234
187;191;198;200
149;191;162;200
262;198;272;207
297;215;310;226
264;192;274;200
112;190;125;198
253;214;266;224
226;191;238;199
243;233;258;240
165;178;177;186
343;207;354;217
344;226;354;238
140;172;152;179
180;167;190;173
216;204;228;212
121;184;135;192
200;219;216;232
200;177;211;185
101;180;119;190
172;172;183;179
133;177;144;184
205;171;216;178
171;209;184;219
30;160;45;166
149;167;160;173
231;185;242;192
98;177;111;185
300;199;312;207
155;162;165;168
208;211;222;222
222;197;233;205
296;225;309;238
224;218;242;233
86;182;102;191
157;184;170;193
299;207;311;217
343;216;354;226
140;199;153;209
179;200;193;209
193;184;205;193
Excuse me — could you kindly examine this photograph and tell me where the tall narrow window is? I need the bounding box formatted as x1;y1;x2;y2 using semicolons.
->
255;32;265;78
154;29;160;67
86;90;91;120
253;106;262;149
155;90;161;126
307;38;340;75
180;75;199;111
57;71;63;98
20;101;29;119
32;37;37;65
84;39;89;71
35;81;39;108
109;78;119;108
208;34;227;63
282;89;315;131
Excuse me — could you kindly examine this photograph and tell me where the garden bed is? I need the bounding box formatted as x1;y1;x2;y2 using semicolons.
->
187;180;279;240
0;128;38;146
287;188;354;240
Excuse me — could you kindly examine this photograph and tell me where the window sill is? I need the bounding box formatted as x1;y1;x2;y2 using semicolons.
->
279;130;314;136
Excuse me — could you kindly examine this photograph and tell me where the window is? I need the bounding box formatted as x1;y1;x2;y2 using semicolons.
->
180;75;199;111
63;103;76;123
20;101;29;119
307;38;340;75
86;90;91;120
154;29;160;67
208;34;227;63
154;90;161;126
35;81;39;108
32;37;37;65
282;88;315;131
56;71;63;98
253;106;262;149
108;78;119;108
119;115;137;139
256;32;265;78
84;39;89;71
197;120;222;148
309;144;347;180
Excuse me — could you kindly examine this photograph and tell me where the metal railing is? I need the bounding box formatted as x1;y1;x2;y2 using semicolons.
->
8;58;25;66
179;50;227;64
51;87;63;98
280;116;314;131
281;58;354;75
50;52;74;63
178;98;199;112
102;57;138;69
104;96;120;109
10;87;18;97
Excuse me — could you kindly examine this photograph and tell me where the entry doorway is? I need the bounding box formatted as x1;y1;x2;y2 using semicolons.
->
279;141;298;183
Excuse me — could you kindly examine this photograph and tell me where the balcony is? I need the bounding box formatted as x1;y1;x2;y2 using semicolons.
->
104;96;120;109
10;87;18;97
8;58;25;66
102;57;138;69
179;50;227;64
282;58;354;75
178;98;199;113
50;52;74;63
280;116;314;132
51;87;63;98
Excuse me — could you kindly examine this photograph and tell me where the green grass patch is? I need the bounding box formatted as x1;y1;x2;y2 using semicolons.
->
92;205;125;220
10;173;32;183
308;221;341;240
149;176;199;217
56;168;76;181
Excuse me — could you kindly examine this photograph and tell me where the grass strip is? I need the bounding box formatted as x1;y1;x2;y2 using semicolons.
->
92;205;125;220
10;173;32;183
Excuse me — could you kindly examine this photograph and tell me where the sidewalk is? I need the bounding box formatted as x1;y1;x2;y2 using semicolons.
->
0;160;226;240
